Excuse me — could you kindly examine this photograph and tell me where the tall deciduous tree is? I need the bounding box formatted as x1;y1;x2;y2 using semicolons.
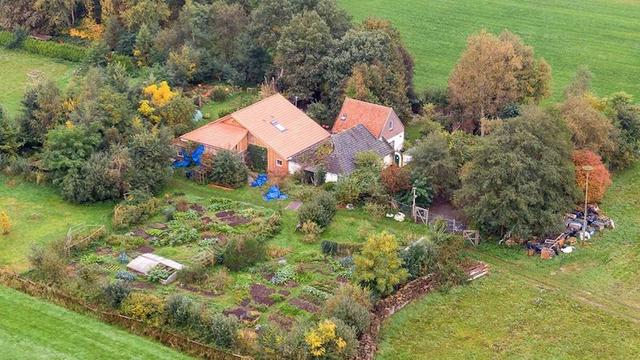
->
274;11;333;101
19;80;64;149
448;30;551;131
455;106;578;239
0;107;21;161
560;95;617;161
408;131;459;199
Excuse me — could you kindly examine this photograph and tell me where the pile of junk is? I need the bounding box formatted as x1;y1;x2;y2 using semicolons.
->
526;205;615;259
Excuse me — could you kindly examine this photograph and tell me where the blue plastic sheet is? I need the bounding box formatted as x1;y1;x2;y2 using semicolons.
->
263;185;288;201
173;145;206;168
251;173;268;187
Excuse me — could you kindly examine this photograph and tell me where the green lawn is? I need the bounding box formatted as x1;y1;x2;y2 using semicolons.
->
0;286;191;359
339;0;640;100
200;90;258;122
0;176;113;272
376;163;640;358
0;48;76;117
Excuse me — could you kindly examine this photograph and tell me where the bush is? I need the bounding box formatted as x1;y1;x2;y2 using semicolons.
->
7;28;27;49
28;242;67;285
200;313;239;349
321;240;362;257
211;86;229;102
165;295;201;328
112;194;160;229
303;318;358;359
102;281;131;309
381;165;411;194
209;150;248;188
323;296;371;335
121;292;165;326
177;263;208;284
300;220;321;243
298;191;336;228
354;232;408;296
401;238;439;279
222;234;265;271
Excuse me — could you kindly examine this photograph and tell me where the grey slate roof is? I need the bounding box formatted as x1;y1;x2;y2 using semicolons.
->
293;124;393;176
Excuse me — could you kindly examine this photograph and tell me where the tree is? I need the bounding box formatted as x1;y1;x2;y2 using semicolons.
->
126;128;174;194
0;107;21;161
41;123;102;185
0;211;10;235
274;11;333;101
344;61;411;122
0;0;47;32
380;165;411;194
166;45;201;86
408;131;459;199
560;96;617;161
121;0;170;31
354;232;408;296
455;106;578;239
19;80;64;148
208;150;248;188
572;150;612;203
448;30;551;130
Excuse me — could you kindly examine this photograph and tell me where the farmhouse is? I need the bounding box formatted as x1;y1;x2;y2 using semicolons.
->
179;93;330;176
292;124;394;183
332;98;405;151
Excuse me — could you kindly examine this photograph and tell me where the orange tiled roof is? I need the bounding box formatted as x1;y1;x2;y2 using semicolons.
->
230;94;330;158
331;98;393;137
180;118;248;150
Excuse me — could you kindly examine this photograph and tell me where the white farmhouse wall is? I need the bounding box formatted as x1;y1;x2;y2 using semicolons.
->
386;132;404;151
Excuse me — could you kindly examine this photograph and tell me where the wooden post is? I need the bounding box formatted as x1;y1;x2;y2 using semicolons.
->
412;186;417;222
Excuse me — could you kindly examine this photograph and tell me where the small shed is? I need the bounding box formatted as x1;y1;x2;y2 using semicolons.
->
127;253;184;284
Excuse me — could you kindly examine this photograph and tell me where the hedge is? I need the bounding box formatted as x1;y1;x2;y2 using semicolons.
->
0;31;88;62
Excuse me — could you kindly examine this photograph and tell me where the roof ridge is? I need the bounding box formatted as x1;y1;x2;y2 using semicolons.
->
232;93;285;117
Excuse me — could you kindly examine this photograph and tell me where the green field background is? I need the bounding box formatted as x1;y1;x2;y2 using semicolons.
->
339;0;640;100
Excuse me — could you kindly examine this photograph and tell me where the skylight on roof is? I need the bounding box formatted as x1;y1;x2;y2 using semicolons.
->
271;119;286;132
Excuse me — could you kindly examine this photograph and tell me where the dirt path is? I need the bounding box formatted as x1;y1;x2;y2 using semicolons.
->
474;251;640;325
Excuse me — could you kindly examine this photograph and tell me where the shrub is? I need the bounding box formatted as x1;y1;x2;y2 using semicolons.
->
321;241;362;257
165;295;201;329
121;292;165;326
28;242;67;285
209;150;248;188
300;220;322;243
304;318;357;359
102;281;131;309
7;28;27;49
112;195;160;229
211;86;229;102
381;165;411;194
354;232;408;296
321;240;338;256
572;149;612;203
223;234;265;271
200;313;239;349
298;191;336;228
177;263;208;284
323;296;371;335
401;238;439;279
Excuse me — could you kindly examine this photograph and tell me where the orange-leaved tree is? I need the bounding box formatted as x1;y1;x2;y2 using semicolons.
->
572;149;612;203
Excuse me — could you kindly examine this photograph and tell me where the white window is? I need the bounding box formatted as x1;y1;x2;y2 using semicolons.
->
389;119;393;130
276;159;283;166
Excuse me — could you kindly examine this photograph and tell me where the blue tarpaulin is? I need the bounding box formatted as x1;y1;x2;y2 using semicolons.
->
173;145;206;168
263;185;288;201
251;173;268;187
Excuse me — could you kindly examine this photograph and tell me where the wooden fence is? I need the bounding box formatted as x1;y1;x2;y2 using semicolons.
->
0;269;250;360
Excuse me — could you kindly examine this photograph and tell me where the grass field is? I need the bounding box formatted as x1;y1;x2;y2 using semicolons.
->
0;176;113;272
0;48;76;117
376;163;640;359
0;286;190;359
339;0;640;100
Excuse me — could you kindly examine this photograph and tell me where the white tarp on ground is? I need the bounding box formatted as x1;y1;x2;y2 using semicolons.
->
127;253;184;275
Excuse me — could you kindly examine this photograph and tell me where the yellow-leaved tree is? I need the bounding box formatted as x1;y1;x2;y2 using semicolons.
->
354;232;408;296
